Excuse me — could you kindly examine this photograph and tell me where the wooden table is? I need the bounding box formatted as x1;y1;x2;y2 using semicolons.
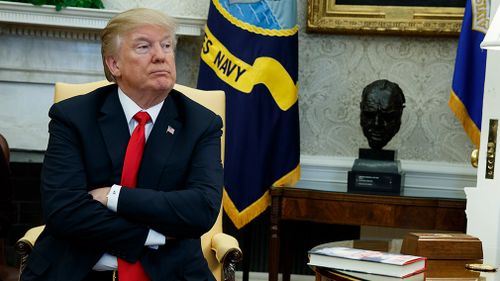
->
269;187;467;281
311;240;494;280
314;260;493;280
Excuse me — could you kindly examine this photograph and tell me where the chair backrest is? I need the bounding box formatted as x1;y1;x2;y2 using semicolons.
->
54;81;226;280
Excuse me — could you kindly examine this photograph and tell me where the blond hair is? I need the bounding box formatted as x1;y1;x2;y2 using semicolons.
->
101;8;177;82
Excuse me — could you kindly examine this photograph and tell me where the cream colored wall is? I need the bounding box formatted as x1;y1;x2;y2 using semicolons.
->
297;6;472;165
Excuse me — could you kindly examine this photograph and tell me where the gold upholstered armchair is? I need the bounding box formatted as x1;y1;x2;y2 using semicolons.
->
15;81;242;281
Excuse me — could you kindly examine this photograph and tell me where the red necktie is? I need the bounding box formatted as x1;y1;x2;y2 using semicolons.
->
118;111;151;281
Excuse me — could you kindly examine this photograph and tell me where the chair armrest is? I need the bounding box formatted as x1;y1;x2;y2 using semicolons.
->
211;233;243;281
15;225;45;273
211;233;241;262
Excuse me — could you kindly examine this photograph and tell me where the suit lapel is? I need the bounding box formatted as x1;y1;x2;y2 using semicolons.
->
139;94;182;187
98;87;130;182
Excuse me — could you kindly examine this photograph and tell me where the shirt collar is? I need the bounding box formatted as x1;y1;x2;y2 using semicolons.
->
117;87;164;124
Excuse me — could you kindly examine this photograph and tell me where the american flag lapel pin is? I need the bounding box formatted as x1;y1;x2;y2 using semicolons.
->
166;125;175;135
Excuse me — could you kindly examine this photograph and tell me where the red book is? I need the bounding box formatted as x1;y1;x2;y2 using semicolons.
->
308;246;427;278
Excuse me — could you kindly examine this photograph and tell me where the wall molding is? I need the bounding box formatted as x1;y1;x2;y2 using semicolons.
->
0;1;206;39
298;155;477;199
0;65;104;84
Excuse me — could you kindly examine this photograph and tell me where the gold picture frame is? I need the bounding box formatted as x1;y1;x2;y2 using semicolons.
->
307;0;465;36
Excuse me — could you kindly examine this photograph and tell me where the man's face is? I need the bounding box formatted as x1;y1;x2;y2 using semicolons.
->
360;89;403;150
106;24;176;96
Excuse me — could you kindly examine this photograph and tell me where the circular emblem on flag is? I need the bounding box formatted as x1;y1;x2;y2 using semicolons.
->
217;0;296;30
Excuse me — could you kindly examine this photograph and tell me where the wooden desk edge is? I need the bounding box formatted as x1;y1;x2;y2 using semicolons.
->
268;187;467;281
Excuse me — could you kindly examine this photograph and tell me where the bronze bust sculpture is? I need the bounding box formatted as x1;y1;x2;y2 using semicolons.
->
348;80;406;195
360;79;406;150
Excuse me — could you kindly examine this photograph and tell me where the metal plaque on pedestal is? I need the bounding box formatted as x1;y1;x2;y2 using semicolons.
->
348;148;404;195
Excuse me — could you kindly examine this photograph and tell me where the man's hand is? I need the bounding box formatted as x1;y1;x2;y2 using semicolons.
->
89;187;111;206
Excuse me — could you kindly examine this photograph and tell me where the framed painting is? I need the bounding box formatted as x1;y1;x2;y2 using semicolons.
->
307;0;465;36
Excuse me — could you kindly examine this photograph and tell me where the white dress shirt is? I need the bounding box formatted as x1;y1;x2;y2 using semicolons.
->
93;87;166;271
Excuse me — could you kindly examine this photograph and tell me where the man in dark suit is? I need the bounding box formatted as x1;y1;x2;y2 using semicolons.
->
21;8;223;281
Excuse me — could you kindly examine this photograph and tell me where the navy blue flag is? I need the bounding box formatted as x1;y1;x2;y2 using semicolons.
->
449;0;489;146
197;0;300;228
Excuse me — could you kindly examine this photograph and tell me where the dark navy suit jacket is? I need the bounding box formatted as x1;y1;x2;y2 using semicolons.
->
21;84;223;281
